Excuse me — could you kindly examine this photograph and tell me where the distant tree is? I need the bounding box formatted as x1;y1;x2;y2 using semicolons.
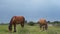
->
47;21;50;24
0;22;4;25
28;21;35;26
25;20;27;24
53;21;60;24
52;21;60;26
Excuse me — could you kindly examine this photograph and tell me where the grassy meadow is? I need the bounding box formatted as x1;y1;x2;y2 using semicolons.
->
0;24;60;34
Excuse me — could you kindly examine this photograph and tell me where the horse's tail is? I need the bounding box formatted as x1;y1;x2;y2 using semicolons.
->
21;16;25;28
8;16;14;31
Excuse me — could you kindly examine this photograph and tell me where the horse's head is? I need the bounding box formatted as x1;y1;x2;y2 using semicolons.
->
8;25;12;32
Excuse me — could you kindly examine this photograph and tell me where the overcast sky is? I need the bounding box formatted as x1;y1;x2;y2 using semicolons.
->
0;0;60;23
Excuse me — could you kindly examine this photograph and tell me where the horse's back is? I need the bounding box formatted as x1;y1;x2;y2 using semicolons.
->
38;18;47;25
14;16;25;21
11;16;25;24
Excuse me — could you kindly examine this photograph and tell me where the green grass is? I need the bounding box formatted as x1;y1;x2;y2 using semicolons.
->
0;24;60;34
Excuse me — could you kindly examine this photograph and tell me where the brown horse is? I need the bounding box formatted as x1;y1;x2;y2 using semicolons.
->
8;16;25;32
38;18;48;31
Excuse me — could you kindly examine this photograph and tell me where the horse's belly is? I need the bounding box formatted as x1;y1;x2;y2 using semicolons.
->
16;21;21;24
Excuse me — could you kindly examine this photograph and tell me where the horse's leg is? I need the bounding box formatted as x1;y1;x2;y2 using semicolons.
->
40;24;42;30
45;24;48;30
43;25;45;31
21;22;24;28
14;24;16;32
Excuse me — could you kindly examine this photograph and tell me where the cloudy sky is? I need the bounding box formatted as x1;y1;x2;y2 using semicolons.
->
0;0;60;23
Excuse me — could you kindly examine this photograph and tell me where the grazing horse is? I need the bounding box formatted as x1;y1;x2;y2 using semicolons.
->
8;16;25;32
38;18;48;31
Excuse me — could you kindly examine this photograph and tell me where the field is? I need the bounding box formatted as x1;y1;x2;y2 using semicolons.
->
0;24;60;34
